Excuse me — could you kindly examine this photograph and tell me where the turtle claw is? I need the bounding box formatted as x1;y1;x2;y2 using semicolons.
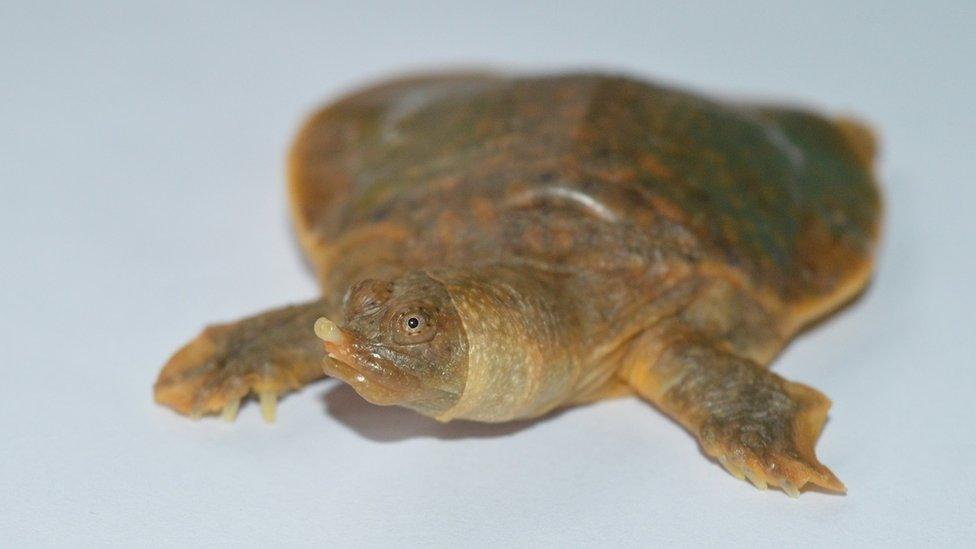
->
712;449;830;495
222;398;241;422
743;469;768;490
259;392;278;423
718;456;745;481
707;440;845;496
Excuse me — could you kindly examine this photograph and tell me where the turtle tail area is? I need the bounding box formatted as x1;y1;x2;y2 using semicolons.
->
756;108;884;331
834;117;879;169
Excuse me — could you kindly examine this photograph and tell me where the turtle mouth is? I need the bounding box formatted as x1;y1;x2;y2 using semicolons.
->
314;317;420;405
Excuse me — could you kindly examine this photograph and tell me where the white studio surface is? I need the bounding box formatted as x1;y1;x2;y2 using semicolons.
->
1;1;974;547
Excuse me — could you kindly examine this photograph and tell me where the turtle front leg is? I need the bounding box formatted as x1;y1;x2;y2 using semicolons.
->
154;299;333;421
618;326;845;496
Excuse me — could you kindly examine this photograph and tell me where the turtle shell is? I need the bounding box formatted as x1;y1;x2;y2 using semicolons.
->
288;72;881;328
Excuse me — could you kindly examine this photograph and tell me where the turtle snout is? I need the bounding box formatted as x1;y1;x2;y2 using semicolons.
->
314;317;345;345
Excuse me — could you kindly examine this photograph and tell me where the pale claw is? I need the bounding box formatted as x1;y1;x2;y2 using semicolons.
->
259;391;277;423
222;398;241;422
744;469;768;490
781;480;800;498
718;456;745;481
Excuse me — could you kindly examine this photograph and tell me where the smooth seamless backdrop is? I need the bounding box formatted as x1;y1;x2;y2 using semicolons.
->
1;1;974;546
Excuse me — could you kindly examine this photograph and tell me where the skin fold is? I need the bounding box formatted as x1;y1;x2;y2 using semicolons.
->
154;72;881;496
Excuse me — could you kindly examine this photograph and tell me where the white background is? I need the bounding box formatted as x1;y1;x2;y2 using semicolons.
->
2;1;974;547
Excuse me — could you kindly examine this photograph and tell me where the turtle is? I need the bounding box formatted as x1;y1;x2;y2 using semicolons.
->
154;71;881;497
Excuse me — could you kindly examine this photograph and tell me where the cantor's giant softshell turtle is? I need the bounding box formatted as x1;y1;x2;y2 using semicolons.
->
155;72;881;496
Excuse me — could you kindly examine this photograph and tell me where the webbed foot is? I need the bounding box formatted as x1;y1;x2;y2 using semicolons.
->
620;318;847;497
154;301;331;421
699;380;845;496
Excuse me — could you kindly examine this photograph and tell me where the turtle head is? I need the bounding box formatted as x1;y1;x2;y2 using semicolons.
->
317;265;581;422
314;271;468;416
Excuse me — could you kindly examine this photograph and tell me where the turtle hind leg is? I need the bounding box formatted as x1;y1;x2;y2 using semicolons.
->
154;299;332;422
618;324;845;496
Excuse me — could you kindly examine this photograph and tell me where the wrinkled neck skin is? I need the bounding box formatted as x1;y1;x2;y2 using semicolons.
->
424;264;588;422
423;261;690;422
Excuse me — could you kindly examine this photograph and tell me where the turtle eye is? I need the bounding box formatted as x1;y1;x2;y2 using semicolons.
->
392;308;435;344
